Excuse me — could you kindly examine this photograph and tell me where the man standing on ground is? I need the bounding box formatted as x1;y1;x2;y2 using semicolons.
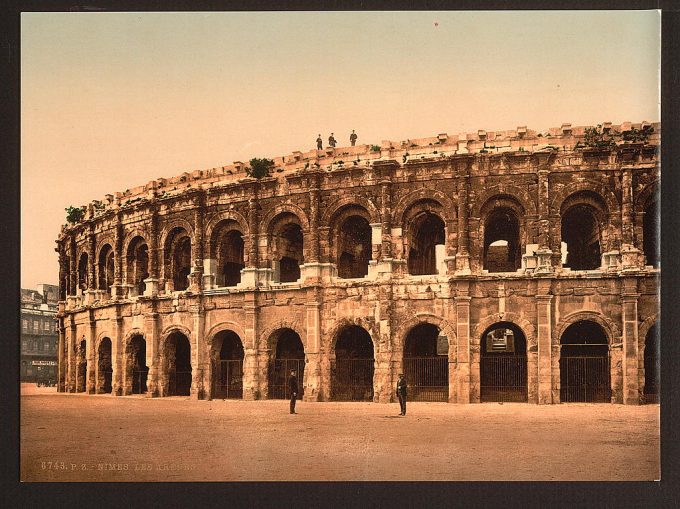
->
396;373;407;416
288;370;298;414
350;130;358;146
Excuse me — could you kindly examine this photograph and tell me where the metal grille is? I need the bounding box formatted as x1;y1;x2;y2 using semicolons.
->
103;369;113;393
168;369;192;396
644;353;659;404
132;369;148;394
213;360;243;399
269;359;305;399
560;355;611;403
332;358;374;401
480;356;528;402
403;356;448;402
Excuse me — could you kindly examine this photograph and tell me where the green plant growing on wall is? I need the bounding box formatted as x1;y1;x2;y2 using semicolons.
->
371;145;381;152
622;125;653;143
65;206;84;224
246;157;275;179
582;125;616;150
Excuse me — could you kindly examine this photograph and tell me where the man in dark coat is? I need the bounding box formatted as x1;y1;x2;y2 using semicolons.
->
328;133;337;148
396;373;407;416
350;130;358;146
288;370;298;414
316;134;323;150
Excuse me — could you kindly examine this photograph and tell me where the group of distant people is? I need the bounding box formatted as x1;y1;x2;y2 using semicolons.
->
287;370;409;416
316;130;358;150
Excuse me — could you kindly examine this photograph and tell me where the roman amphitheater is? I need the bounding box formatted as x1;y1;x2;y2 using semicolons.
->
55;121;660;405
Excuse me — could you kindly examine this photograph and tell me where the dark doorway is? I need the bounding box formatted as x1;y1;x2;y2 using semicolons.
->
332;326;374;401
98;245;115;293
484;208;521;272
268;329;305;399
213;331;244;399
98;338;113;393
129;335;148;394
278;222;304;283
560;320;610;403
408;212;445;275
337;216;372;279
480;322;528;402
173;237;192;291
643;200;659;268
561;205;601;270
218;230;245;286
644;324;659;403
403;323;448;402
78;253;89;292
166;332;192;396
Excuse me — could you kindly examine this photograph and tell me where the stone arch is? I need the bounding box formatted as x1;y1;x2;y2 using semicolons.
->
260;203;310;233
205;321;247;347
259;319;305;351
554;311;621;345
159;218;195;250
95;330;115;351
320;195;380;227
161;324;193;345
122;228;150;256
472;312;536;349
471;184;537;218
634;180;660;214
638;314;659;350
95;234;116;259
123;328;146;347
550;180;619;216
328;317;379;354
204;209;250;246
394;313;457;355
392;188;456;227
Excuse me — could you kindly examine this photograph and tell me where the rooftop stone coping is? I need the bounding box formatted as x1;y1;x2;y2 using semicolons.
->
74;121;660;222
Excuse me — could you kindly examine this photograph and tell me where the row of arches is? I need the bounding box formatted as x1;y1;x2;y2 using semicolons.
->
68;189;659;296
78;319;659;404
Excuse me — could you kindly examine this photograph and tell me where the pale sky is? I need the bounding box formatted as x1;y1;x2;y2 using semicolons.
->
21;10;660;290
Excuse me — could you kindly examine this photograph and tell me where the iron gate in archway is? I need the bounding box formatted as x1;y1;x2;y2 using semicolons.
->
269;359;305;399
213;360;243;399
560;355;611;403
332;359;374;401
403;357;448;402
480;356;528;402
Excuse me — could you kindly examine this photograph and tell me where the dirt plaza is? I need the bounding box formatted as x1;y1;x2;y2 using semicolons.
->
20;385;659;482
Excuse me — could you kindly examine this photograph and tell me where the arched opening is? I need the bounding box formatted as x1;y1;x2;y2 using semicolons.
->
215;228;245;287
643;323;659;403
127;335;148;394
272;216;304;283
165;229;192;292
337;215;372;279
77;253;89;292
403;323;448;402
126;237;149;296
212;330;244;399
407;211;445;275
484;208;521;272
268;329;305;399
643;200;659;268
77;339;87;392
560;320;610;403
164;332;192;396
97;245;115;293
97;338;112;393
331;325;374;401
480;322;527;402
561;204;602;270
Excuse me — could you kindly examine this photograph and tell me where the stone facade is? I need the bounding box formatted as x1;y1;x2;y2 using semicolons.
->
55;121;660;404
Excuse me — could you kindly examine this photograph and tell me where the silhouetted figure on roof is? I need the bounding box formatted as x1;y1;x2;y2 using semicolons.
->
316;134;323;150
328;133;337;148
350;130;358;146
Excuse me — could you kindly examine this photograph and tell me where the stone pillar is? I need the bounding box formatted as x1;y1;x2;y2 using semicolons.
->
69;236;77;297
144;207;160;296
536;291;553;404
67;319;76;392
622;277;640;404
456;168;471;274
455;282;471;403
304;298;322;401
535;169;554;272
57;321;66;392
621;169;642;269
239;194;260;287
112;217;125;299
190;304;206;400
112;312;124;396
145;311;160;397
189;194;204;291
380;181;392;261
242;300;260;400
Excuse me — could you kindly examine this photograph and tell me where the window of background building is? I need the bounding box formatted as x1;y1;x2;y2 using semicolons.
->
22;319;27;330
33;320;39;332
44;321;50;331
43;340;50;351
22;340;28;350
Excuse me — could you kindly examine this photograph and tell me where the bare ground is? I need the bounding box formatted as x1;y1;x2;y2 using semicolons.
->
20;384;659;482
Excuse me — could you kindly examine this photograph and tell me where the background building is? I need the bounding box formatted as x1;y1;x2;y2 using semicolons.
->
21;284;59;382
54;122;659;405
